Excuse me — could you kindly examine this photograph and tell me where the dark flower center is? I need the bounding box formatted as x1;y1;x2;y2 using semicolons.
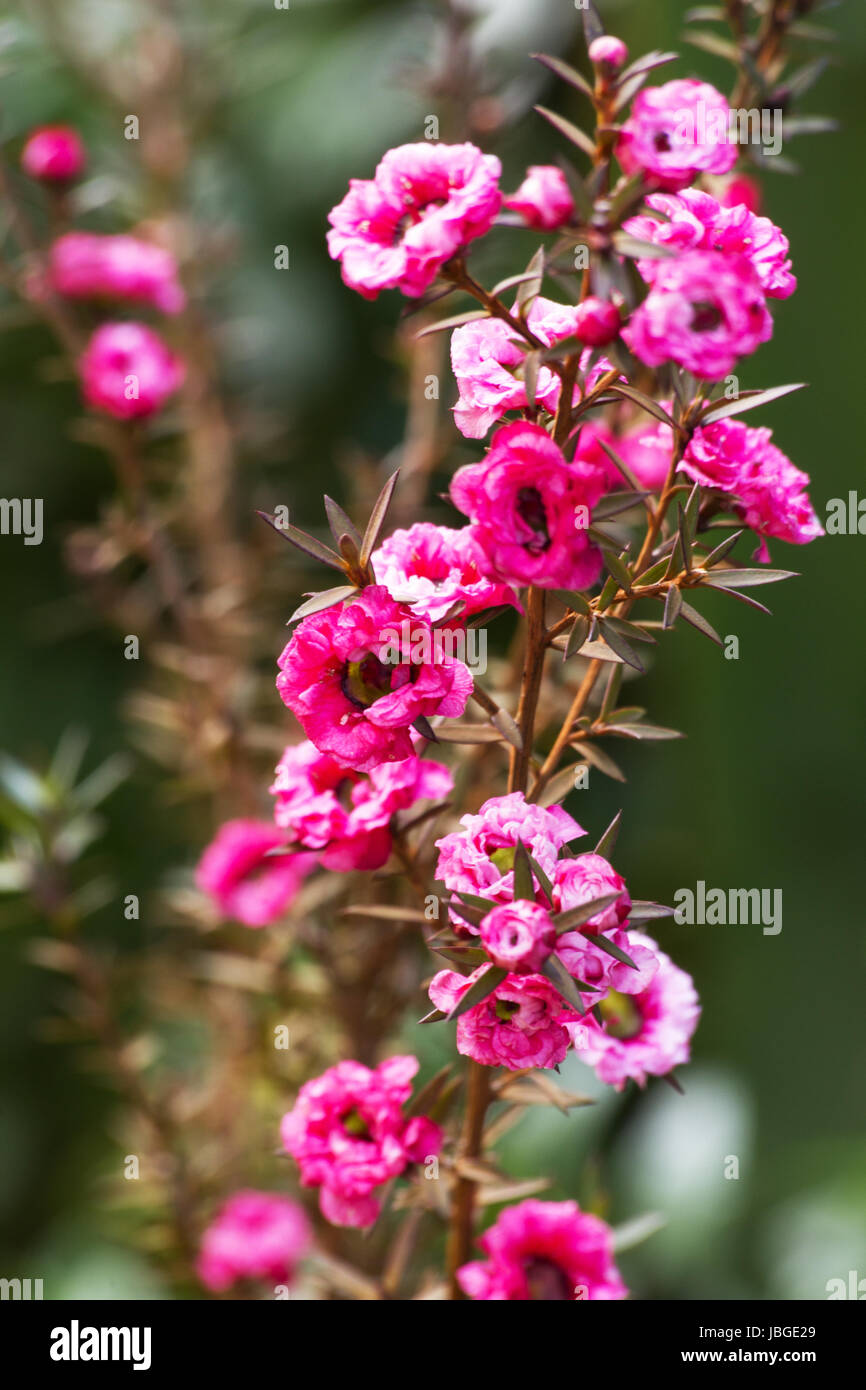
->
494;998;520;1022
524;1256;573;1300
515;486;551;554
653;131;672;152
342;1108;373;1140
691;301;724;333
341;654;393;709
599;989;643;1040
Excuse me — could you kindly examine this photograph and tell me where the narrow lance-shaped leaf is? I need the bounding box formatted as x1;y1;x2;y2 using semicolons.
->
527;852;555;905
323;496;362;548
542;954;586;1016
583;931;639;970
288;586;357;623
663;583;683;629
700;382;806;425
580;0;605;47
702;530;742;568
512;839;535;902
628;900;676;922
359;469;400;568
594;809;622;860
532;52;595;101
534;105;595;160
553;892;623;935
598;617;645;673
446;966;509;1022
699;568;797;589
678;600;723;646
256;511;345;572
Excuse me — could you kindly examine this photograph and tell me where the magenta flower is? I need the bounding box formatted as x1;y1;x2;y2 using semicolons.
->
450;421;606;590
21;125;85;183
435;791;585;922
555;927;659;1000
682;419;823;556
618;80;737;192
371;522;517;623
623;249;772;380
196;1190;311;1293
78;321;185;420
616;416;675;491
573;297;621;347
479;901;557;974
276;586;473;773
270;740;453;871
327;142;501;299
49;231;186;313
195;819;316;928
429;966;573;1071
280;1056;442;1228
504;165;574;230
450;296;616;439
552;852;631;934
564;933;700;1089
625;189;796;300
458;1198;627;1300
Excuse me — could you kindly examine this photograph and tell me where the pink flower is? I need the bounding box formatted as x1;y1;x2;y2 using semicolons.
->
429;966;573;1071
327;142;501;299
552;852;631;934
450;421;606;590
625;189;796;299
564;933;700;1089
195;819;316;928
682;418;823;554
618;80;737;192
78;322;185;420
435;791;585;923
615;417;675;491
718;173;762;214
280;1056;441;1228
371;522;517;623
623;250;772;380
588;36;629;72
573;297;621;347
49;231;186;313
504;165;574;230
555;927;659;999
196;1191;311;1293
21;125;85;183
276;586;473;773
458;1198;627;1300
450;296;616;439
479;901;556;973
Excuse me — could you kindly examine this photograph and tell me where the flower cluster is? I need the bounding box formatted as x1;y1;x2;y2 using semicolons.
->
280;1056;441;1227
458;1198;627;1301
430;793;697;1080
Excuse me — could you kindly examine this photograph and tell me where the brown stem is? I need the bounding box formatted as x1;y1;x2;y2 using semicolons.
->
445;1058;490;1297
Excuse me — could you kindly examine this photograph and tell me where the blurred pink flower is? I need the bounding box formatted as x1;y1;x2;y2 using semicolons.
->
49;231;186;313
195;819;315;927
196;1190;311;1293
78;322;185;420
280;1056;441;1228
504;165;574;230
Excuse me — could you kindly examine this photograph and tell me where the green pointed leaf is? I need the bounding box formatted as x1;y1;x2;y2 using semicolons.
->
584;931;638;969
447;966;509;1021
597;617;644;673
532;52;594;101
516;246;545;314
628;900;676;922
534;105;595;160
679;600;722;646
415;309;489;338
700;582;771;615
512;839;535;902
602;550;632;593
605;384;676;427
360;470;400;568
700;382;807;425
553;892;622;935
612;231;676;261
581;0;605;47
579;740;626;782
604;722;684;741
604;616;656;645
288;585;357;622
527;853;555;905
663;584;683;629
700;567;796;588
594;809;622;859
323;497;362;548
702;530;743;568
542;954;586;1016
256;512;345;571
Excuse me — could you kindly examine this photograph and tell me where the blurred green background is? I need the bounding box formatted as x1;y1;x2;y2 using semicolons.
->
0;0;863;1299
